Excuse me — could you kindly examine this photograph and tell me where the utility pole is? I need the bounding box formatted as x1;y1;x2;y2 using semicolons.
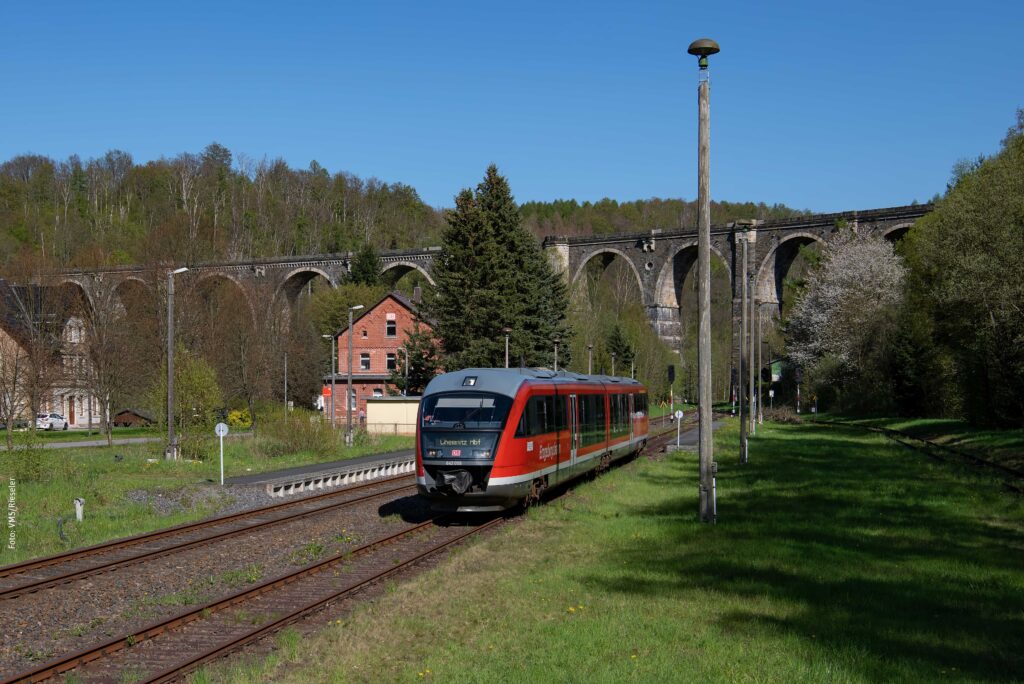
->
736;224;749;464
165;267;188;460
554;337;560;372
347;304;364;445
587;344;593;374
283;351;288;412
748;274;757;435
757;302;764;424
322;334;336;427
688;37;719;524
503;327;512;369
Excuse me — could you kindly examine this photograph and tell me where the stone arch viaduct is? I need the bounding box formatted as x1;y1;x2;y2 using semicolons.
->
52;203;929;356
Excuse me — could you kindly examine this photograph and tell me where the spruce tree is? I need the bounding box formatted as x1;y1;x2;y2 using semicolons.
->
607;324;634;374
349;242;382;286
423;166;571;369
387;320;441;395
476;165;572;367
423;189;504;368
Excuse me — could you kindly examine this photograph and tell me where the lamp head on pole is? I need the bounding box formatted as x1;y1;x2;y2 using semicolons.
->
687;38;720;69
349;304;365;311
172;267;189;275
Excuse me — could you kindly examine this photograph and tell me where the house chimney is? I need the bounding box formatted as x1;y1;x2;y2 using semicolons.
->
412;286;422;303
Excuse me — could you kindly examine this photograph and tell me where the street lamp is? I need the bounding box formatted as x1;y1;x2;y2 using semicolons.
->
553;337;560;372
347;304;364;445
321;334;335;428
587;344;593;374
611;352;617;377
688;36;720;524
503;327;512;369
165;266;188;460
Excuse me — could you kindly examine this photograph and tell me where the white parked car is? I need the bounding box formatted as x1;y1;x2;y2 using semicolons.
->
36;413;69;430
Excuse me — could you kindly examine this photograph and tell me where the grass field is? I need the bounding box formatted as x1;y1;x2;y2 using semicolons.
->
817;416;1024;472
0;431;413;566
196;419;1024;683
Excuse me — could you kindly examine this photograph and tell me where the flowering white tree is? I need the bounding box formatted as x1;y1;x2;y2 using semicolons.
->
787;228;907;386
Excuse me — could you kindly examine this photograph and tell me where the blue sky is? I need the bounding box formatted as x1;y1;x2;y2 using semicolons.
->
2;0;1021;212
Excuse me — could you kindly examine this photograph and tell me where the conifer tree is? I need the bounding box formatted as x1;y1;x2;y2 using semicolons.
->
607;324;634;373
388;320;441;395
349;242;382;286
424;166;571;369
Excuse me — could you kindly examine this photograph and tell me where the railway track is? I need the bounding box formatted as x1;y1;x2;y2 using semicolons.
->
1;424;693;682
811;419;1024;493
4;514;503;684
0;475;416;600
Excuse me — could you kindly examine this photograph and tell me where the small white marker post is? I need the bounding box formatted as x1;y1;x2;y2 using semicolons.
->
215;422;229;485
675;409;684;447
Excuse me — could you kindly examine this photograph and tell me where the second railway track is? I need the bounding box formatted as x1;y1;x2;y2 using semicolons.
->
4;513;504;684
0;475;416;600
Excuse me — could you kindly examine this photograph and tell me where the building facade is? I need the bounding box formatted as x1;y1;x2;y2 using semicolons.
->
322;292;431;426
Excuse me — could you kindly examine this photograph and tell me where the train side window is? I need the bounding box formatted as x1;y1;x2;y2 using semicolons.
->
554;395;567;431
517;395;559;437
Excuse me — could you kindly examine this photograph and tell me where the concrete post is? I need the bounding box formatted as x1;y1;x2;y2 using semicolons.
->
695;51;715;523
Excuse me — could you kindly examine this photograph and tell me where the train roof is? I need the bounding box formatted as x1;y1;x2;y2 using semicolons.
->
423;367;645;399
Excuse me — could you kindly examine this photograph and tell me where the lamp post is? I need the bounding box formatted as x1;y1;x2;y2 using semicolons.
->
553;337;560;372
165;267;188;460
283;351;288;412
321;334;335;428
688;36;720;523
346;304;364;445
399;346;409;395
611;352;617;377
587;344;593;374
503;327;512;369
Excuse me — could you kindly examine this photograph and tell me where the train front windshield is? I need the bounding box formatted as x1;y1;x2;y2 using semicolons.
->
421;393;513;430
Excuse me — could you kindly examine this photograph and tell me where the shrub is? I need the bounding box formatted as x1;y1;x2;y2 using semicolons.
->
763;406;803;424
227;408;252;429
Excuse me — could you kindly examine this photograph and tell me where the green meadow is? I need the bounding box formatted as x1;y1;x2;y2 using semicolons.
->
197;419;1024;683
0;431;412;566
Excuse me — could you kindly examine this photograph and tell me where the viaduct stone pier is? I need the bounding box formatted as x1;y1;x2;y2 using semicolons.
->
543;203;931;364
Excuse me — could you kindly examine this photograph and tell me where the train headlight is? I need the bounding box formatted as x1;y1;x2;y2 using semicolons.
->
472;449;490;458
426;449;439;457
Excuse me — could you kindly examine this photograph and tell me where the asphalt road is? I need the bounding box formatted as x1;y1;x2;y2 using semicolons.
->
0;432;252;450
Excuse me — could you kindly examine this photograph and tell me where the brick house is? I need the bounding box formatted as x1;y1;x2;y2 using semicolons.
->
322;291;432;425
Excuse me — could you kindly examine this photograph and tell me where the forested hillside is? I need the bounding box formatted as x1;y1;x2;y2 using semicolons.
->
0;144;446;268
0;144;813;270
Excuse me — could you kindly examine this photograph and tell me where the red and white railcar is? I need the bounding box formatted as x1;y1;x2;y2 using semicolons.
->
416;368;649;512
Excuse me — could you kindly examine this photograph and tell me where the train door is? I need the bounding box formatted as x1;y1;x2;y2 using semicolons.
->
569;394;578;470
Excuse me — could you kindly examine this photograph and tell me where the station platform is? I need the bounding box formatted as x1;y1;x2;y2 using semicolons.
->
225;448;416;498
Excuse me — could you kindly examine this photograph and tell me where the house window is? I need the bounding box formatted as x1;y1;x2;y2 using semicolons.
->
386;353;396;370
386;320;397;337
373;388;384;398
360;353;370;371
361;329;367;339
